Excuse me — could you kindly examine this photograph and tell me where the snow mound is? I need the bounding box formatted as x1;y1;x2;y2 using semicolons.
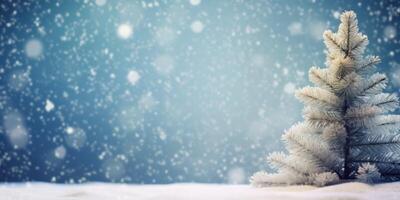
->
0;182;399;200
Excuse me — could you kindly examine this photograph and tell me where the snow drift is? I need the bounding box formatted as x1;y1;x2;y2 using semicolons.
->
1;182;400;200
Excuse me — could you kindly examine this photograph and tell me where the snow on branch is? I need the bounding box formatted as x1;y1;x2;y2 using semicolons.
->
356;55;381;74
361;73;387;95
295;86;343;109
350;129;400;145
365;93;399;112
309;67;334;91
345;105;382;128
337;11;368;59
303;107;343;128
354;93;399;113
251;10;400;186
321;124;346;152
267;152;301;174
350;144;400;164
350;115;400;136
267;152;323;176
250;171;308;187
350;134;400;147
348;34;368;60
356;163;381;183
323;30;346;56
282;126;341;173
312;172;340;186
373;115;400;129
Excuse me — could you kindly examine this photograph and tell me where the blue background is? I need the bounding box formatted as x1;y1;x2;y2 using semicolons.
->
0;0;399;183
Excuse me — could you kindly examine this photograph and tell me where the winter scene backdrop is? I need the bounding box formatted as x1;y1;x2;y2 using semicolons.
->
1;0;400;190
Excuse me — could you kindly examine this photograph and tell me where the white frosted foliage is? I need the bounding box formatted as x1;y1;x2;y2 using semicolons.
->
252;11;400;187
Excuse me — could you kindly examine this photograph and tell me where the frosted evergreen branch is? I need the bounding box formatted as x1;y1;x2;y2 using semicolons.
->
356;163;381;183
283;127;341;174
304;107;343;128
344;13;352;58
323;31;346;55
356;56;381;74
350;160;400;166
312;172;340;186
295;86;343;109
361;73;387;95
250;172;289;187
350;36;368;55
309;67;335;91
337;11;360;58
375;99;398;111
357;93;399;112
350;162;400;179
345;105;382;119
345;14;351;57
375;115;400;128
345;106;382;128
267;152;307;175
351;115;400;135
250;171;309;186
340;72;363;98
322;124;346;152
350;140;400;147
350;144;400;164
327;56;356;80
350;130;400;145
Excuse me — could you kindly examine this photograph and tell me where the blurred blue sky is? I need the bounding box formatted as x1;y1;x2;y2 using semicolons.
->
0;0;399;183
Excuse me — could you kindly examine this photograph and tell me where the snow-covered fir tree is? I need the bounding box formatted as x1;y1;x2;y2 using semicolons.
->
251;11;400;187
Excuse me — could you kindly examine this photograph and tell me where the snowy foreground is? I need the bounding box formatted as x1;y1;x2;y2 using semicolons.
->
1;182;400;200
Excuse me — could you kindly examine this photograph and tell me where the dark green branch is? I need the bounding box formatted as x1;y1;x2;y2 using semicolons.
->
349;160;400;165
350;141;400;147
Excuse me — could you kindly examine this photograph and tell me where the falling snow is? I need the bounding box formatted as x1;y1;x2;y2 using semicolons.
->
288;22;303;35
190;0;202;6
0;0;399;185
190;20;204;33
45;99;55;112
95;0;107;7
283;82;296;94
126;70;140;85
117;24;133;39
25;39;43;58
54;145;67;159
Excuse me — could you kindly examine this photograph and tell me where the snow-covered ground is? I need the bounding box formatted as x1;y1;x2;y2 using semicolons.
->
1;182;399;200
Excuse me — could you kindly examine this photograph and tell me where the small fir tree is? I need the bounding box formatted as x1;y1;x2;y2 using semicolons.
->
251;11;400;187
